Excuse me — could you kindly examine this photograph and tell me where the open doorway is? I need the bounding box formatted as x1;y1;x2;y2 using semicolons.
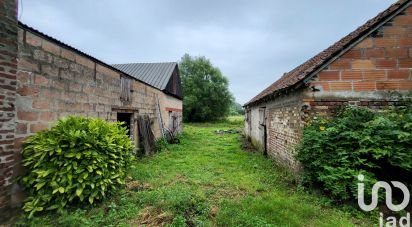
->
117;112;132;136
259;107;267;156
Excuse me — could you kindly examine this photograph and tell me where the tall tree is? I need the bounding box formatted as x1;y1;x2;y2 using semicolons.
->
179;54;234;122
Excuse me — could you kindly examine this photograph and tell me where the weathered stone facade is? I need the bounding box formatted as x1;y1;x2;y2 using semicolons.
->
266;92;305;169
0;0;18;221
1;3;182;220
245;2;412;171
16;25;162;137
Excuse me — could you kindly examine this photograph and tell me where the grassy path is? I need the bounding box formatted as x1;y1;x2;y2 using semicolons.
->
17;119;371;226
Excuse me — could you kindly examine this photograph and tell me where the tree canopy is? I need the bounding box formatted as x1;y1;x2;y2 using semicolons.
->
179;54;234;122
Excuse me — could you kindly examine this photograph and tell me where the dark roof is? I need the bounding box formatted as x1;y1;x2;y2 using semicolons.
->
112;63;178;90
17;21;160;91
245;0;411;107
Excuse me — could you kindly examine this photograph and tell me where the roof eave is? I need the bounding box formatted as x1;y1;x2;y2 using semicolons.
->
244;0;412;107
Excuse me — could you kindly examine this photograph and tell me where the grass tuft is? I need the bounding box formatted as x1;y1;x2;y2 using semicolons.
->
14;116;374;226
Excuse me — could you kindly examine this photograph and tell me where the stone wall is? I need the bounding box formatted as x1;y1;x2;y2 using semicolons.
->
0;2;181;220
10;25;164;207
158;93;183;133
15;25;163;142
266;91;305;170
0;0;18;221
245;4;412;172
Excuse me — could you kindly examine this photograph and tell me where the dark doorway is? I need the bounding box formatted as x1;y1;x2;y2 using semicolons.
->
259;107;267;156
263;125;267;156
117;112;132;136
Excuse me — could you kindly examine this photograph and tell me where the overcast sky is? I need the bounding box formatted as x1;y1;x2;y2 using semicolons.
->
19;0;395;104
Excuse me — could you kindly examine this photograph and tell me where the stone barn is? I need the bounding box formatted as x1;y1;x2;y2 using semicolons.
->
0;1;182;220
244;0;412;170
113;63;183;134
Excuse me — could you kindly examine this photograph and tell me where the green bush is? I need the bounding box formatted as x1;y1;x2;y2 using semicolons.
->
297;106;412;202
21;116;135;217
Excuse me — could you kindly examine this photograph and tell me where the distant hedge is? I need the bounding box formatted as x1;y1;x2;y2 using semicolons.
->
297;106;412;201
21;116;134;217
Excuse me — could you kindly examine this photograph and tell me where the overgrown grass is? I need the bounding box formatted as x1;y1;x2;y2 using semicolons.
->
14;117;374;226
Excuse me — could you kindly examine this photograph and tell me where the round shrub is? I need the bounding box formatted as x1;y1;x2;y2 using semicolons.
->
297;106;412;202
21;116;134;217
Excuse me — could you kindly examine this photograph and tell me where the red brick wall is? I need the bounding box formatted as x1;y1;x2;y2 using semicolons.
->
16;27;161;140
0;0;17;221
251;5;412;172
311;5;412;92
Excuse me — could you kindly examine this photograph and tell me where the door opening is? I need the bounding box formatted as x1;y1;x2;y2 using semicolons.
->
263;124;267;156
259;107;267;156
117;112;132;136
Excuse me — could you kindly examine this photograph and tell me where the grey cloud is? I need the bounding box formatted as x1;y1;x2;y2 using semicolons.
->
20;0;395;104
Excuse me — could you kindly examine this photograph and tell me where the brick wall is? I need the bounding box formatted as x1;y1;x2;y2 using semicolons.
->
158;93;183;134
266;91;305;171
0;0;18;221
246;5;412;172
311;5;412;93
0;1;176;218
246;91;305;171
307;4;412;117
10;26;163;206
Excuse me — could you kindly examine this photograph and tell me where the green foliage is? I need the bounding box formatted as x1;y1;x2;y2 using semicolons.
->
297;106;412;201
229;102;245;116
179;54;234;122
20;116;134;217
155;138;169;152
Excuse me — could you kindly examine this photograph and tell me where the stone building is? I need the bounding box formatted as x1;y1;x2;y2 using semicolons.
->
113;62;183;134
244;0;412;170
0;1;182;220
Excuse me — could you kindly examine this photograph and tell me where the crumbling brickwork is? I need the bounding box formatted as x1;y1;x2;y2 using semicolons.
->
0;0;18;221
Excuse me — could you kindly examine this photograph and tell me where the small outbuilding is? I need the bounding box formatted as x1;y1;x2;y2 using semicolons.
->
113;62;183;134
244;0;412;170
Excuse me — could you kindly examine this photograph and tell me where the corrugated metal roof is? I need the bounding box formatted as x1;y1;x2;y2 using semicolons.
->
112;63;177;90
245;0;411;107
